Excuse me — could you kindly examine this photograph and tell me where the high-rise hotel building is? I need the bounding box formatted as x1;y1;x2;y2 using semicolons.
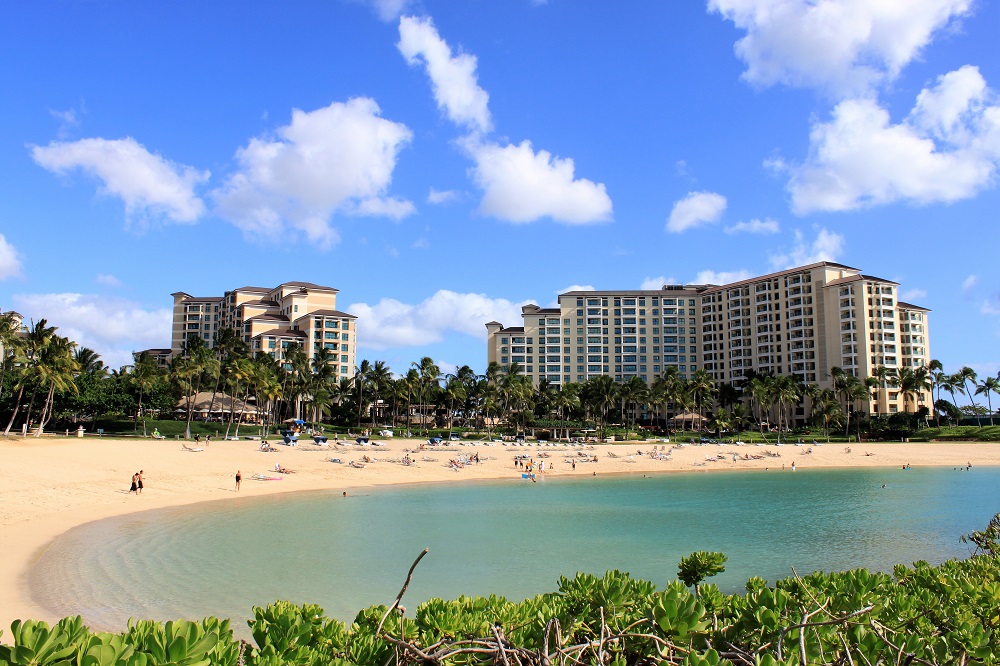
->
165;281;357;379
486;262;931;417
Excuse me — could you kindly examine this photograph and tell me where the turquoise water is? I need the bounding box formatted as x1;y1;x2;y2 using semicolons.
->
29;467;997;631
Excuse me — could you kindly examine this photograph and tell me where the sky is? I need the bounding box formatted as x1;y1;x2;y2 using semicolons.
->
1;0;999;378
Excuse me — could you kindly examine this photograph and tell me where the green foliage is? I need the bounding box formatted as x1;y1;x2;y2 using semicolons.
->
5;543;1000;666
677;551;728;590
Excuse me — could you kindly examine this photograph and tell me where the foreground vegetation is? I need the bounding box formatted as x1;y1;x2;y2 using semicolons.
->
2;517;999;666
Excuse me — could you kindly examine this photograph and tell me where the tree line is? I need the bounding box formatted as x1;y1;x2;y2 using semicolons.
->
1;312;997;439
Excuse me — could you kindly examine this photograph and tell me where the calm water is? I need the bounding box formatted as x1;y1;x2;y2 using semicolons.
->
30;467;997;631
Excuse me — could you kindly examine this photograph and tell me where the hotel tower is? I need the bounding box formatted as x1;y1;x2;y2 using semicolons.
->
486;262;930;420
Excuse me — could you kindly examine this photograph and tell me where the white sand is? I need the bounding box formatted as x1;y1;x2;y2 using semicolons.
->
1;434;997;632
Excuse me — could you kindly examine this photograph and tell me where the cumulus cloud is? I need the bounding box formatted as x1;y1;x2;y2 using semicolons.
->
709;0;971;96
95;274;122;288
398;15;492;133
693;269;753;285
899;288;928;302
962;274;978;291
640;276;678;290
666;191;727;233
31;137;208;223
468;139;613;224
347;290;530;350
769;228;846;269
0;234;24;280
787;66;1000;214
212;98;413;248
11;293;171;370
725;217;780;234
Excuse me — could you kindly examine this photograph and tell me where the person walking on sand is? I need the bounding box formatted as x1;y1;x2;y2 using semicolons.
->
137;470;144;493
129;472;139;494
235;470;242;491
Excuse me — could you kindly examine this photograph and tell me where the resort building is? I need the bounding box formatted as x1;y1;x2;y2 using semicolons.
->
157;282;357;378
485;261;931;419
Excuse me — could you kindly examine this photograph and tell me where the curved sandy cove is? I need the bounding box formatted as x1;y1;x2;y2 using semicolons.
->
1;434;998;633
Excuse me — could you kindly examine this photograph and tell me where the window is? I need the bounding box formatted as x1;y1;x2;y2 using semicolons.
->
342;321;351;330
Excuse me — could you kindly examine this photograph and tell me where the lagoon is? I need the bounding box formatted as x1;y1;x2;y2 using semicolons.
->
29;466;996;630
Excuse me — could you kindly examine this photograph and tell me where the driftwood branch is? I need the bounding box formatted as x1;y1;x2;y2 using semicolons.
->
376;547;430;638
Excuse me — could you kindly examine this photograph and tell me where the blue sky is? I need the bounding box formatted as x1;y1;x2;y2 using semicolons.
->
1;0;999;378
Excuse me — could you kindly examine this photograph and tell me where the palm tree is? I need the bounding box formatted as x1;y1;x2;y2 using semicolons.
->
0;312;24;405
4;319;57;436
354;359;372;430
975;376;1000;426
34;334;80;436
582;375;617;440
748;375;775;438
443;376;467;431
928;359;944;424
553;383;581;440
413;357;441;435
772;374;801;438
898;366;931;416
689;369;717;424
957;367;982;427
810;388;843;442
131;351;161;436
619;376;648;441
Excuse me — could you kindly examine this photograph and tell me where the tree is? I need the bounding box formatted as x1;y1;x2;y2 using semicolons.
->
619;376;648;441
810;388;843;442
413;357;441;435
975;376;1000;427
582;375;617;440
957;367;982;427
4;319;57;436
131;352;162;436
443;376;467;431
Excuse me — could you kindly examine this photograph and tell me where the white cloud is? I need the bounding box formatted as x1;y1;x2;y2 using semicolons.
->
349;196;415;219
666;191;727;233
788;66;1000;214
11;293;171;370
348;290;529;350
558;284;595;294
640;276;678;290
693;269;753;285
31;137;208;223
398;15;492;133
49;107;81;139
427;188;459;204
899;288;928;302
724;217;780;234
0;235;24;280
95;274;122;288
962;274;978;291
979;298;1000;315
212;98;413;248
368;0;414;21
468;139;613;224
710;0;971;96
769;227;846;269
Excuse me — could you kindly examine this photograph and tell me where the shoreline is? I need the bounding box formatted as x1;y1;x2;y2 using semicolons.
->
2;435;998;633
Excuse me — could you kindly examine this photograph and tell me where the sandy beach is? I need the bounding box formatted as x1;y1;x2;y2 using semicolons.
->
1;433;997;633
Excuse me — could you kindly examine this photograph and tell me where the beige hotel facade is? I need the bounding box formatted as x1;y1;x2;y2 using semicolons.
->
161;281;357;378
486;261;931;419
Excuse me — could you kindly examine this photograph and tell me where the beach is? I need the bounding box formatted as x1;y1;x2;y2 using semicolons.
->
1;434;997;632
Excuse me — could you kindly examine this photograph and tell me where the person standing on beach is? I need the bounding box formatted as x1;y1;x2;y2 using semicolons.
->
129;473;138;494
137;470;144;493
235;470;242;491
